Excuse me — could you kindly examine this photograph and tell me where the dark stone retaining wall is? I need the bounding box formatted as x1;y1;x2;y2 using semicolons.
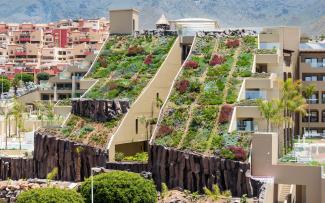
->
106;162;148;173
148;144;255;197
33;131;108;181
72;99;130;122
0;158;34;180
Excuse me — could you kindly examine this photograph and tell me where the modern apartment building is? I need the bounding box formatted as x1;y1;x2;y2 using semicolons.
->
297;44;325;136
0;18;109;78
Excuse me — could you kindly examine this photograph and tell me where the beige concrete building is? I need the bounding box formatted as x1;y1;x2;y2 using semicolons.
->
109;9;139;35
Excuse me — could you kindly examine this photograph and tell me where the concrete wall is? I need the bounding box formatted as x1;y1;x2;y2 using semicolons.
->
109;9;139;35
251;132;325;203
108;37;182;161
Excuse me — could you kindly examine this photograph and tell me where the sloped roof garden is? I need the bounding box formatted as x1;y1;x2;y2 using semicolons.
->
154;33;257;162
59;34;176;148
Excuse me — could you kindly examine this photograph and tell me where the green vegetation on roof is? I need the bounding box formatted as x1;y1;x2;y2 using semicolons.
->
61;35;176;147
154;35;257;161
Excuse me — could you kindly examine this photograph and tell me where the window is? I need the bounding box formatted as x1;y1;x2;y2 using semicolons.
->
322;111;325;122
237;118;254;131
303;75;317;81
305;92;319;104
303;110;318;122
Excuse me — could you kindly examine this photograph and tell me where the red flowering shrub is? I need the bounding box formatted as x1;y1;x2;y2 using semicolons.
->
209;54;225;66
184;60;199;69
218;104;234;124
144;54;153;65
226;39;240;48
127;46;144;56
157;125;173;137
176;80;190;94
228;146;247;161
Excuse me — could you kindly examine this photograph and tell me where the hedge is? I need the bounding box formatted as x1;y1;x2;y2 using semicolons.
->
16;187;84;203
80;171;157;203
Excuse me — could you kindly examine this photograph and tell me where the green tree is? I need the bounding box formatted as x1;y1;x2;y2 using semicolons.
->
303;84;316;137
14;73;33;83
37;72;50;81
0;78;10;93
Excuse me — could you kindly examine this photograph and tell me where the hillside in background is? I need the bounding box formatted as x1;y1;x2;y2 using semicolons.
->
0;0;324;36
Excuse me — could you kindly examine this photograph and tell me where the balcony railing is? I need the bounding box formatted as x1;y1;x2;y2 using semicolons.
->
245;90;266;100
15;51;27;56
18;37;31;42
237;120;256;132
79;38;91;42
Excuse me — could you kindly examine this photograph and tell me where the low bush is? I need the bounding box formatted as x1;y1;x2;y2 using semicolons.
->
157;125;173;137
79;171;157;203
209;54;225;66
175;79;190;93
144;54;153;65
226;39;240;48
0;78;10;92
127;46;144;56
218;104;234;124
184;60;199;69
16;187;84;203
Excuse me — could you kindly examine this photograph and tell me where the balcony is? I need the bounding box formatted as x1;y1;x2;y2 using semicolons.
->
245;90;266;100
237;119;256;132
15;51;27;56
79;38;91;43
18;37;31;42
255;48;279;64
259;32;279;43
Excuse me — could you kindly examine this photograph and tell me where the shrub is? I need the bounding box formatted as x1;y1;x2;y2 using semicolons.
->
228;146;247;161
226;39;240;48
123;152;148;162
218;104;233;124
220;148;235;160
127;46;144;56
79;171;157;203
175;80;190;93
144;54;153;65
15;73;34;83
98;55;108;68
209;54;225;66
184;60;199;69
157;125;173;137
0;78;10;92
37;72;50;81
16;187;84;203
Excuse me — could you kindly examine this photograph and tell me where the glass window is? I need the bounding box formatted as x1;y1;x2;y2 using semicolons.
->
322;111;325;122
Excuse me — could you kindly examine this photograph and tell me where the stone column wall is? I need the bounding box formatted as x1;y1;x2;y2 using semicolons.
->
149;144;255;197
33;131;108;181
0;158;34;180
71;99;130;122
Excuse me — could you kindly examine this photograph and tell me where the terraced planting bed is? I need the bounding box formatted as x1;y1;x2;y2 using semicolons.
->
59;34;176;148
154;34;257;161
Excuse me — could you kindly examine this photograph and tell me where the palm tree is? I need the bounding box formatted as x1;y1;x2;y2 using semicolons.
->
280;79;307;152
12;97;25;150
303;84;316;137
258;99;283;132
